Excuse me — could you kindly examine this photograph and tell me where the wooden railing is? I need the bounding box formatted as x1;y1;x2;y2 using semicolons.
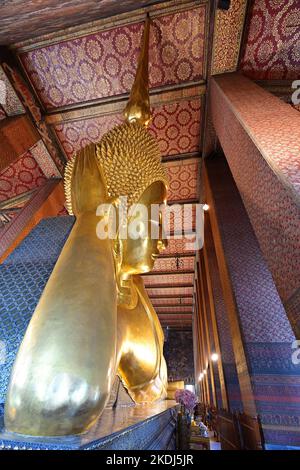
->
198;404;265;451
238;412;264;450
217;409;242;450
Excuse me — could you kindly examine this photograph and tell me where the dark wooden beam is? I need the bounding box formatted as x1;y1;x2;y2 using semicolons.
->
0;0;173;46
152;302;193;307
148;293;193;299
158;253;195;259
162;152;200;163
144;282;194;288
158;312;193;316
142;269;194;276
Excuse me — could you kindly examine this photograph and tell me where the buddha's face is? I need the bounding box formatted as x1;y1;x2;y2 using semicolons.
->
119;182;167;276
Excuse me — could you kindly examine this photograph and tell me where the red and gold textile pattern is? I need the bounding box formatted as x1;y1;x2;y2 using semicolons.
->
240;0;300;80
210;74;300;326
212;0;247;75
53;99;201;159
20;7;206;110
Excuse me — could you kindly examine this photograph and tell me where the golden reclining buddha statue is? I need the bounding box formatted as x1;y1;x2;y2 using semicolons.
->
4;17;169;436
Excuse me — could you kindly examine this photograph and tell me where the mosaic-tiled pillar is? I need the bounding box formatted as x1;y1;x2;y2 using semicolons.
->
204;155;300;447
194;281;210;404
196;260;217;407
193;286;205;402
198;252;224;409
210;72;300;338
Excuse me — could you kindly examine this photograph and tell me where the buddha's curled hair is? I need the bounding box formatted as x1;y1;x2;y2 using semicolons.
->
64;122;168;215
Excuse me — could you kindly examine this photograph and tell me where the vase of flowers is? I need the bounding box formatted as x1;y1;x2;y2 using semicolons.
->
175;389;197;420
175;389;198;449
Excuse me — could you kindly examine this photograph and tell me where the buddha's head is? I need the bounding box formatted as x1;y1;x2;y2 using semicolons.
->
64;17;168;304
95;121;168;275
64;121;168;304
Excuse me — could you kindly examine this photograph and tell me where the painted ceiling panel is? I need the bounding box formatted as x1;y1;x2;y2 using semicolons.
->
149;100;201;157
158;313;192;321
241;0;300;80
165;158;199;202
54;113;123;159
0;1;172;45
0;66;25;116
20;6;206;110
0;151;46;202
146;286;193;297
151;297;192;306
53;98;201;160
143;272;194;286
155;306;192;313
162;203;196;235
153;256;195;272
212;0;247;75
160;238;196;256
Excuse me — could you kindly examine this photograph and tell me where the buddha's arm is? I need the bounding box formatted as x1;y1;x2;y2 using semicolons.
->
117;275;167;403
5;213;117;436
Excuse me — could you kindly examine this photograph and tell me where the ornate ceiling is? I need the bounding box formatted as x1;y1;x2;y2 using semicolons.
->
0;0;298;328
0;0;208;329
240;0;300;80
0;0;168;45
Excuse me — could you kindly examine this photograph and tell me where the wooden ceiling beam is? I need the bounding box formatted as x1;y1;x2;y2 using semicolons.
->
157;312;193;316
152;302;193;307
142;269;194;276
144;283;194;289
148;293;193;299
45;83;205;124
158;253;195;259
11;0;206;50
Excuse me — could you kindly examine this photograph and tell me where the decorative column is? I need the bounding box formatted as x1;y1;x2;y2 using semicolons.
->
198;254;221;408
210;72;300;338
195;278;210;404
202;210;243;411
204;154;300;447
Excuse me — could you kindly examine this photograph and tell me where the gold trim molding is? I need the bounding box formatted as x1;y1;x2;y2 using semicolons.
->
45;83;206;126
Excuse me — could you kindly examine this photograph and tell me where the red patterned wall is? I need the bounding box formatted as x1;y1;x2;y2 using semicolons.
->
20;6;206;110
206;156;299;446
210;74;300;327
212;74;300;194
241;0;300;80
